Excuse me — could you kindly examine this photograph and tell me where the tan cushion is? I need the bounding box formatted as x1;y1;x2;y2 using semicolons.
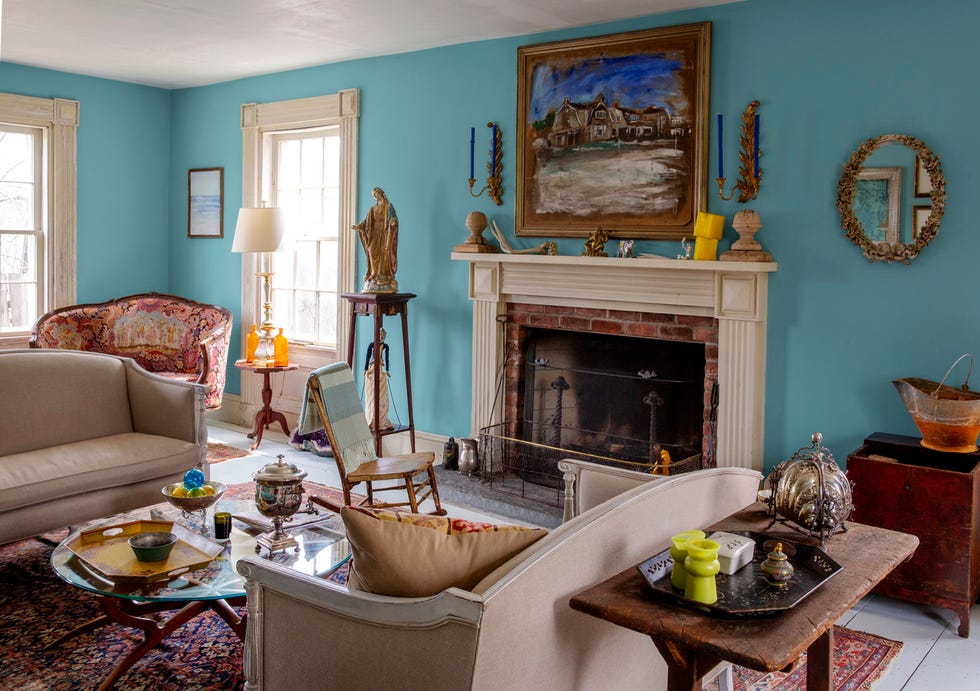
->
0;432;199;512
341;506;547;597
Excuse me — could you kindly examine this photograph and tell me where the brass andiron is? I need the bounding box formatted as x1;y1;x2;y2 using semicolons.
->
717;100;762;203
468;122;503;206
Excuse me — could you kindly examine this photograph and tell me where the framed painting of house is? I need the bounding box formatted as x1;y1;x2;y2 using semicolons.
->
188;167;224;238
516;22;711;239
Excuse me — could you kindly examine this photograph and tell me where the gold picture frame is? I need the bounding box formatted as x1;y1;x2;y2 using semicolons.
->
516;22;711;239
914;155;932;198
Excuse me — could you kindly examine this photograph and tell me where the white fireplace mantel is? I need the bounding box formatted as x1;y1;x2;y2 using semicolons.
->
451;252;777;471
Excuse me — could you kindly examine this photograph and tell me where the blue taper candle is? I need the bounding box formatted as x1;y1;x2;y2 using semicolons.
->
491;125;498;177
753;114;760;178
717;113;723;179
469;127;475;180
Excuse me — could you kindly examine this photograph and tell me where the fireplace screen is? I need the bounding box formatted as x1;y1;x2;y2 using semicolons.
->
480;329;709;506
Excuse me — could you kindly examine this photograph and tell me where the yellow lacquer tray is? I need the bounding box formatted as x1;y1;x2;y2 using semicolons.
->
66;519;223;583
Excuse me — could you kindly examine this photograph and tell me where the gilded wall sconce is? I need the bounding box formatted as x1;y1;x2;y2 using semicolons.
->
468;122;503;205
717;100;761;203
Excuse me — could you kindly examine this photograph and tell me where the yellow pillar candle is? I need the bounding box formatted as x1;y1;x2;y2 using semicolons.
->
694;211;725;239
694;237;719;261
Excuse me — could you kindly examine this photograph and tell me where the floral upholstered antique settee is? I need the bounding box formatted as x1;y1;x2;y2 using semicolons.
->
30;292;232;409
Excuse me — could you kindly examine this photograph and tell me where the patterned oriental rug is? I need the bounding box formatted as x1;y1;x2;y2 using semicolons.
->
703;625;902;691
0;481;354;691
205;442;251;464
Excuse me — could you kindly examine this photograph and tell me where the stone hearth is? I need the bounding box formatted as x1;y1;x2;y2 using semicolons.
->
451;253;777;471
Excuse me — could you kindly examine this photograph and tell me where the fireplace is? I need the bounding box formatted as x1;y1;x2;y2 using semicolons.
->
452;253;776;472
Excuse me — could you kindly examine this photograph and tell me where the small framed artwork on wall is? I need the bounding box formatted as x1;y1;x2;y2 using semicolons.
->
188;167;224;238
914;156;931;198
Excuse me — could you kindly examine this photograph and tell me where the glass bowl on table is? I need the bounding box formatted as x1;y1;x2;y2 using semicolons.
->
162;481;227;531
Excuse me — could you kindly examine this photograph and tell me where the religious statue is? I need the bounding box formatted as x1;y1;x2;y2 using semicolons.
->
353;187;399;293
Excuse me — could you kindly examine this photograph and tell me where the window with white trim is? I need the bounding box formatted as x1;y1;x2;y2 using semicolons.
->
0;124;43;333
268;127;341;348
0;92;78;346
241;88;357;390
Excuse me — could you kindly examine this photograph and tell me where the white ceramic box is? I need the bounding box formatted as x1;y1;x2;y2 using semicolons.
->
708;531;755;575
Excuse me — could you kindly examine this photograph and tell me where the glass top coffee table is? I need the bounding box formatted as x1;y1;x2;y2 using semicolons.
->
49;494;349;691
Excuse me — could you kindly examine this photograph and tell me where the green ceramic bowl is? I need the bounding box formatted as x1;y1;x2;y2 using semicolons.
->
128;531;177;562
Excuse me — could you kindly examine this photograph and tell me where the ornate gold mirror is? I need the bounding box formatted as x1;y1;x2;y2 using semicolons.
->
837;134;946;264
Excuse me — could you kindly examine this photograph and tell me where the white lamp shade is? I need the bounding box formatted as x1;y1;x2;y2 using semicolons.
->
232;208;287;253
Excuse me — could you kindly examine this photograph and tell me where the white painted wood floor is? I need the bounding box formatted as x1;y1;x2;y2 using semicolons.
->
207;420;980;690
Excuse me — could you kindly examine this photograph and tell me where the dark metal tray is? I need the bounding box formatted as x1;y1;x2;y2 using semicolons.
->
636;531;841;617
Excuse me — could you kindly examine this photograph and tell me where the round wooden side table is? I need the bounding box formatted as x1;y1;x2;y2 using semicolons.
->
234;360;299;450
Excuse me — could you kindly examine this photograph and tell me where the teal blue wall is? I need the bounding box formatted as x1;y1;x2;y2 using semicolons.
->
0;63;171;300
8;0;978;469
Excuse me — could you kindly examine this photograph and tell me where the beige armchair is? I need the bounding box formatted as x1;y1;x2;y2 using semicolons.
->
236;467;761;690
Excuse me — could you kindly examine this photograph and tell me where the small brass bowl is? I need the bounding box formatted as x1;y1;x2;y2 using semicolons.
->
162;481;227;512
129;531;177;562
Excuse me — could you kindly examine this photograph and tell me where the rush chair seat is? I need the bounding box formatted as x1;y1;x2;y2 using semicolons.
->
304;361;445;515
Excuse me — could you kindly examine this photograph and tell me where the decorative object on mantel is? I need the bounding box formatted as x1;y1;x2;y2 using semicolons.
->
353;187;399;293
581;226;609;256
764;432;853;548
468;122;503;205
488;219;556;255
455;211;498;253
893;353;980;453
837;133;946;264
676;237;692;260
692;211;724;260
716;100;762;203
720;209;772;261
616;240;635;258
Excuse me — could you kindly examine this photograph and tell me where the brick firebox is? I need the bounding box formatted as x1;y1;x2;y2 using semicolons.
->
502;302;720;465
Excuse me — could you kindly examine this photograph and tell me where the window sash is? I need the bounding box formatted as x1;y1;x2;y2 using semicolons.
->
0;124;44;333
268;127;341;348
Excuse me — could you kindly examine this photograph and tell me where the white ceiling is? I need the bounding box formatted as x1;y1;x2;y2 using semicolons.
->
0;0;739;89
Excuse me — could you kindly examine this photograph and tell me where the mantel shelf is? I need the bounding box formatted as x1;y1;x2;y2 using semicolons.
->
450;252;778;273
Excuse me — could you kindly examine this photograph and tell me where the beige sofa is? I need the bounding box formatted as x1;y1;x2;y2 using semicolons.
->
236;466;761;690
0;349;207;545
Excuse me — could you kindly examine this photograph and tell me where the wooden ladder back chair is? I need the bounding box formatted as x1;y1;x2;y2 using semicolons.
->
306;362;445;515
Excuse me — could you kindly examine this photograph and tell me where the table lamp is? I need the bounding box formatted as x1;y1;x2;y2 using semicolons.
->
233;207;286;366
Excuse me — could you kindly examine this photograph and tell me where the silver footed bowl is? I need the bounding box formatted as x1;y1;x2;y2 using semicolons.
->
161;481;227;512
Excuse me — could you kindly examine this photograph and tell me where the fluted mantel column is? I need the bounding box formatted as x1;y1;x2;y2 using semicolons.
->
451;253;776;472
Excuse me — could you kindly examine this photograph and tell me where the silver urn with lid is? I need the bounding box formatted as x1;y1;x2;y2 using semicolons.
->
253;454;310;557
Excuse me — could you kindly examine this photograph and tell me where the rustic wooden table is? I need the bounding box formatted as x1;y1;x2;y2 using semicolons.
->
569;504;918;691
